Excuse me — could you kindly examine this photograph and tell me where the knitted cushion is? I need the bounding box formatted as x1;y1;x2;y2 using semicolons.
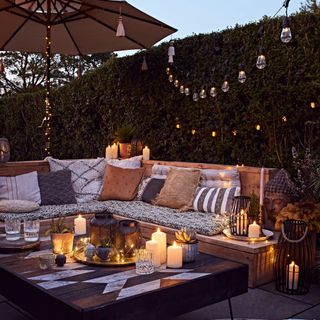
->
38;170;76;205
47;157;106;203
0;200;39;213
265;169;295;195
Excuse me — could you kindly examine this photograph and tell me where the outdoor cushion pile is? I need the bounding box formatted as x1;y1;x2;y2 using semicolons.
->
0;157;242;236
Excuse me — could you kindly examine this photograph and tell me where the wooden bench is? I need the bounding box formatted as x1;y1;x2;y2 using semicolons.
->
0;159;279;288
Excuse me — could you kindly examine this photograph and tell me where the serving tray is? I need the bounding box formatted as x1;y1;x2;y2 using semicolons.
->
222;228;274;242
0;235;40;253
73;248;135;267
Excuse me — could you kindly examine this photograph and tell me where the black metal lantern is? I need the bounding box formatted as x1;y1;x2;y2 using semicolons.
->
230;196;251;236
0;138;10;163
274;219;313;294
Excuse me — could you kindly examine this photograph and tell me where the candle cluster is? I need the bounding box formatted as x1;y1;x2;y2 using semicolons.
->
105;143;118;159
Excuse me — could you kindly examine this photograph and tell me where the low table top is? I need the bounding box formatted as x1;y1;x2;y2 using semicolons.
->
0;246;248;320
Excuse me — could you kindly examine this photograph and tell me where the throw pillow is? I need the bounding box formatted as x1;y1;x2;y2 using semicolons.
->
46;157;106;203
136;177;151;200
0;200;39;213
154;168;200;211
38;170;77;205
107;155;142;168
193;187;241;214
0;171;41;203
99;164;145;201
141;178;165;204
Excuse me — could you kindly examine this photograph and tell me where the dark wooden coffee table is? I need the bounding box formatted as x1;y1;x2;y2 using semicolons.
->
0;249;248;320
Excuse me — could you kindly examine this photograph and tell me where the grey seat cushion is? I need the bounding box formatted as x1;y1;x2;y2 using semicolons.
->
0;201;227;236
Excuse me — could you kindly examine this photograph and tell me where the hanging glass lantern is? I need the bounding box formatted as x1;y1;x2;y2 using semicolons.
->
200;89;206;99
192;92;199;102
280;16;292;43
0;138;10;163
229;196;251;236
174;79;179;87
184;87;190;96
221;76;230;93
179;85;185;94
238;64;246;83
141;55;148;71
168;40;175;64
274;220;312;294
210;86;217;97
256;47;267;69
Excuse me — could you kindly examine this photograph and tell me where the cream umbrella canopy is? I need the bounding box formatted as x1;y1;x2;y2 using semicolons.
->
0;0;177;154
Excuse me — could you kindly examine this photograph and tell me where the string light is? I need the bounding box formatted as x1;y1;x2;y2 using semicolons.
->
232;130;237;136
179;85;185;94
210;85;217;97
191;129;196;135
256;47;266;69
168;74;174;82
193;92;199;102
255;124;261;131
238;64;246;83
212;131;217;137
184;87;190;96
174;79;179;87
221;76;230;93
200;88;207;99
282;116;287;122
280;0;292;43
176;123;181;129
310;102;316;109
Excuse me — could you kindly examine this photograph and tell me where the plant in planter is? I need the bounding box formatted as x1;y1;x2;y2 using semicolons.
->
45;216;74;254
114;124;135;159
175;227;198;262
96;237;113;261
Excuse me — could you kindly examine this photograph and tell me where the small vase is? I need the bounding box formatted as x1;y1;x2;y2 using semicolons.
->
96;246;112;261
119;143;132;159
176;241;198;262
84;244;96;260
51;233;74;254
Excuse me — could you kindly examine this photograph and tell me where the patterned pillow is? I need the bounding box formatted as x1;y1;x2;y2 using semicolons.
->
107;156;142;168
99;164;145;201
136;177;151;200
46;157;106;203
38;170;77;205
193;187;240;214
0;171;41;203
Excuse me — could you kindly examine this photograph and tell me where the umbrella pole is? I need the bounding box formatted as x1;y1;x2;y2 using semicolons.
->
44;1;52;156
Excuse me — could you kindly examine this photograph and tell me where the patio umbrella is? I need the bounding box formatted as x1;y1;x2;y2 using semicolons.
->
0;0;177;154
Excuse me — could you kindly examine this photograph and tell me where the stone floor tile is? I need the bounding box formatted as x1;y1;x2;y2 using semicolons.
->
290;304;320;319
259;282;320;306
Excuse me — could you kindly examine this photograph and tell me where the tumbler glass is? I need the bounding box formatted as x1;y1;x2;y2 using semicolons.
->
24;219;40;242
135;249;154;275
5;219;20;241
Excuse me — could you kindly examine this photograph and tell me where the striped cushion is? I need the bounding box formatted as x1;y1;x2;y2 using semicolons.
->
193;187;240;214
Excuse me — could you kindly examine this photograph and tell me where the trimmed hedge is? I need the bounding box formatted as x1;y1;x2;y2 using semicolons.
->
0;11;319;168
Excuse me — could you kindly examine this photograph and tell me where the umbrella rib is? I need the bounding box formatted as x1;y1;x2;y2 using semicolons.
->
2;0;47;24
51;0;83;56
1;0;47;50
60;0;177;32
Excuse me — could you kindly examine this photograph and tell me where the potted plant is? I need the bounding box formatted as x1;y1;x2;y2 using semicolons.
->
45;216;74;254
114;124;135;159
175;228;198;262
96;237;113;261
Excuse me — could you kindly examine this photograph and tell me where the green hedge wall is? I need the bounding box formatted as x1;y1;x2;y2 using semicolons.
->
0;11;319;168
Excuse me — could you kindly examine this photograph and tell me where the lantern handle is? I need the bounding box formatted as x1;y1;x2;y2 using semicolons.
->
281;223;308;243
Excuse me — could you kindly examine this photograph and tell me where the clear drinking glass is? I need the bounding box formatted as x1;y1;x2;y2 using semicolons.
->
5;219;21;241
135;249;154;275
24;219;40;242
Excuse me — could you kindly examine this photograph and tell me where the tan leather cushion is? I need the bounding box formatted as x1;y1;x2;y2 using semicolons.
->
154;168;200;211
99;164;145;201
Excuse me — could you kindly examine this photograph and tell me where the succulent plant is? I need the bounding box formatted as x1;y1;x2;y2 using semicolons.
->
175;227;197;244
45;216;73;235
100;237;112;248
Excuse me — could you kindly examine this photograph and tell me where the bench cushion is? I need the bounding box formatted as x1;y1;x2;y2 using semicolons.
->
0;201;227;236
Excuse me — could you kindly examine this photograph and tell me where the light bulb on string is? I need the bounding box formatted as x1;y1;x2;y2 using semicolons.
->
193;92;199;102
238;64;246;83
200;88;207;99
255;124;261;131
210;85;217;97
166;67;171;75
256;47;266;69
191;129;196;135
211;131;217;137
184;87;190;96
179;85;185;94
221;76;230;93
174;79;179;87
168;74;174;82
280;16;292;43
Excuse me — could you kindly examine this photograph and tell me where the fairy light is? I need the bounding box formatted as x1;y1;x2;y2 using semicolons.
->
176;123;181;129
212;131;217;137
191;129;196;135
255;124;261;131
310;102;316;109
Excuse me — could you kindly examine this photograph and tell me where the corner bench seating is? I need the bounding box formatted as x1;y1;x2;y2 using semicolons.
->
0;159;279;288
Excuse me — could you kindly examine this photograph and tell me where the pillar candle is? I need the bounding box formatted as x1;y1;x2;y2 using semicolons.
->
105;145;112;159
167;241;183;268
151;227;167;264
236;209;247;235
260;167;265;206
111;143;118;159
146;239;161;267
142;146;150;161
248;221;260;238
74;214;86;235
287;261;299;290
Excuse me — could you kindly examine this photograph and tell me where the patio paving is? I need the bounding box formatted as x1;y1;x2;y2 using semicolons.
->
0;282;319;320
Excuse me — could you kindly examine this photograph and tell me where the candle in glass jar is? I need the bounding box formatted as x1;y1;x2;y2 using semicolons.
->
248;221;260;238
287;261;299;290
146;239;161;267
74;214;86;235
142;146;150;161
167;241;183;268
151;227;167;264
